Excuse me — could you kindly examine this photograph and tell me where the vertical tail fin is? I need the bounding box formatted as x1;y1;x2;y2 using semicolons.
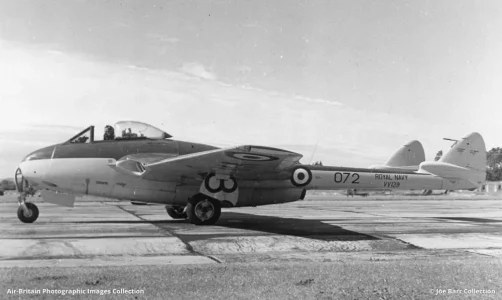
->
369;140;425;171
385;140;425;168
419;132;486;187
439;132;486;172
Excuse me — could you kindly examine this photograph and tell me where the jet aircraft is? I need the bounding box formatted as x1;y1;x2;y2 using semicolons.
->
15;121;486;225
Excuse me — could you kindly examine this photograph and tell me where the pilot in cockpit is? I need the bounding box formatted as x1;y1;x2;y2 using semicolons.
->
121;128;137;138
103;125;115;140
127;128;138;138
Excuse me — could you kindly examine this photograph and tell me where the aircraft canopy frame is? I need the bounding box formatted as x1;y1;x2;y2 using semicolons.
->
64;121;172;144
114;121;172;140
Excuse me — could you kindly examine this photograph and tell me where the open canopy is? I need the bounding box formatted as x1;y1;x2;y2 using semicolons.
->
66;121;172;144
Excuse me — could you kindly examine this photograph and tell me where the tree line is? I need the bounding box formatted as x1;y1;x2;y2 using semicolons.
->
486;147;502;181
0;179;16;191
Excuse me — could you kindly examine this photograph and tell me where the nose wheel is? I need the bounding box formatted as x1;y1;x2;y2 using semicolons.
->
17;202;39;223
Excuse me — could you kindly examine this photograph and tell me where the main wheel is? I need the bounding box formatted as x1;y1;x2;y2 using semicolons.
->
166;206;187;219
17;202;39;223
186;196;221;225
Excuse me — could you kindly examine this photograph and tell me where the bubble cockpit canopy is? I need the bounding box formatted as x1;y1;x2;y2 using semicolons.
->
66;121;172;144
114;121;172;140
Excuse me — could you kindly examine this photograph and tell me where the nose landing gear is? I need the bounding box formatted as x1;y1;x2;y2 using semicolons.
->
17;201;39;223
15;168;39;223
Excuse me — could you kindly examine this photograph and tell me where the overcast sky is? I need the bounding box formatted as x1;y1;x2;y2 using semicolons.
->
1;0;501;179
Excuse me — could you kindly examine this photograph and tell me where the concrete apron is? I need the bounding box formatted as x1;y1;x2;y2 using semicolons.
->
1;196;502;266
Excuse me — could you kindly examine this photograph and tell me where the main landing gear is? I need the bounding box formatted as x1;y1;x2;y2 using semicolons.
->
186;195;221;225
165;195;222;225
165;205;187;219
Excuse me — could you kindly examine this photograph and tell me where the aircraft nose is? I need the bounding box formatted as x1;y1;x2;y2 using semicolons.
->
18;145;57;187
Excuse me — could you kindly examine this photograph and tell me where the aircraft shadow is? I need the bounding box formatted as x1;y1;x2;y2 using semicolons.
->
52;213;378;242
52;220;187;224
212;212;378;242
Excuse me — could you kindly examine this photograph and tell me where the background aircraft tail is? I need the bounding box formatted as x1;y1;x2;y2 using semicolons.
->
418;132;486;187
369;140;425;171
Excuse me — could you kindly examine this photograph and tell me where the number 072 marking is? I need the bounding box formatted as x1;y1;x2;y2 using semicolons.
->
333;172;360;184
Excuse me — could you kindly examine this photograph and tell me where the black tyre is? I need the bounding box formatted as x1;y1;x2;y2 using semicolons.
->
166;206;187;219
17;202;39;223
186;196;221;225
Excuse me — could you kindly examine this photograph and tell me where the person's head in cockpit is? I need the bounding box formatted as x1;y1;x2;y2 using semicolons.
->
104;125;115;140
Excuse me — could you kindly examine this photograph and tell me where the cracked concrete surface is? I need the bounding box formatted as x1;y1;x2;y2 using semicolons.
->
1;194;502;267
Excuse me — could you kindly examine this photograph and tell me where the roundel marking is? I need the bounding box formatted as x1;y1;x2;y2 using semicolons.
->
243;155;264;159
227;152;279;162
291;166;312;187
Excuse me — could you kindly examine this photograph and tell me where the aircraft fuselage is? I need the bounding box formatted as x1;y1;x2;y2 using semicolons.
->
18;132;483;209
18;139;304;207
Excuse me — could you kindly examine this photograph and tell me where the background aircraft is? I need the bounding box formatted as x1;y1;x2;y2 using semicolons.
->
15;121;486;225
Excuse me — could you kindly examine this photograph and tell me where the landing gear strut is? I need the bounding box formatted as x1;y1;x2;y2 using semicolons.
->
165;205;187;219
15;168;39;223
186;195;221;225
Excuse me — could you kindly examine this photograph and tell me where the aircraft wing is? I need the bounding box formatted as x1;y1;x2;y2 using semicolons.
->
112;145;303;182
